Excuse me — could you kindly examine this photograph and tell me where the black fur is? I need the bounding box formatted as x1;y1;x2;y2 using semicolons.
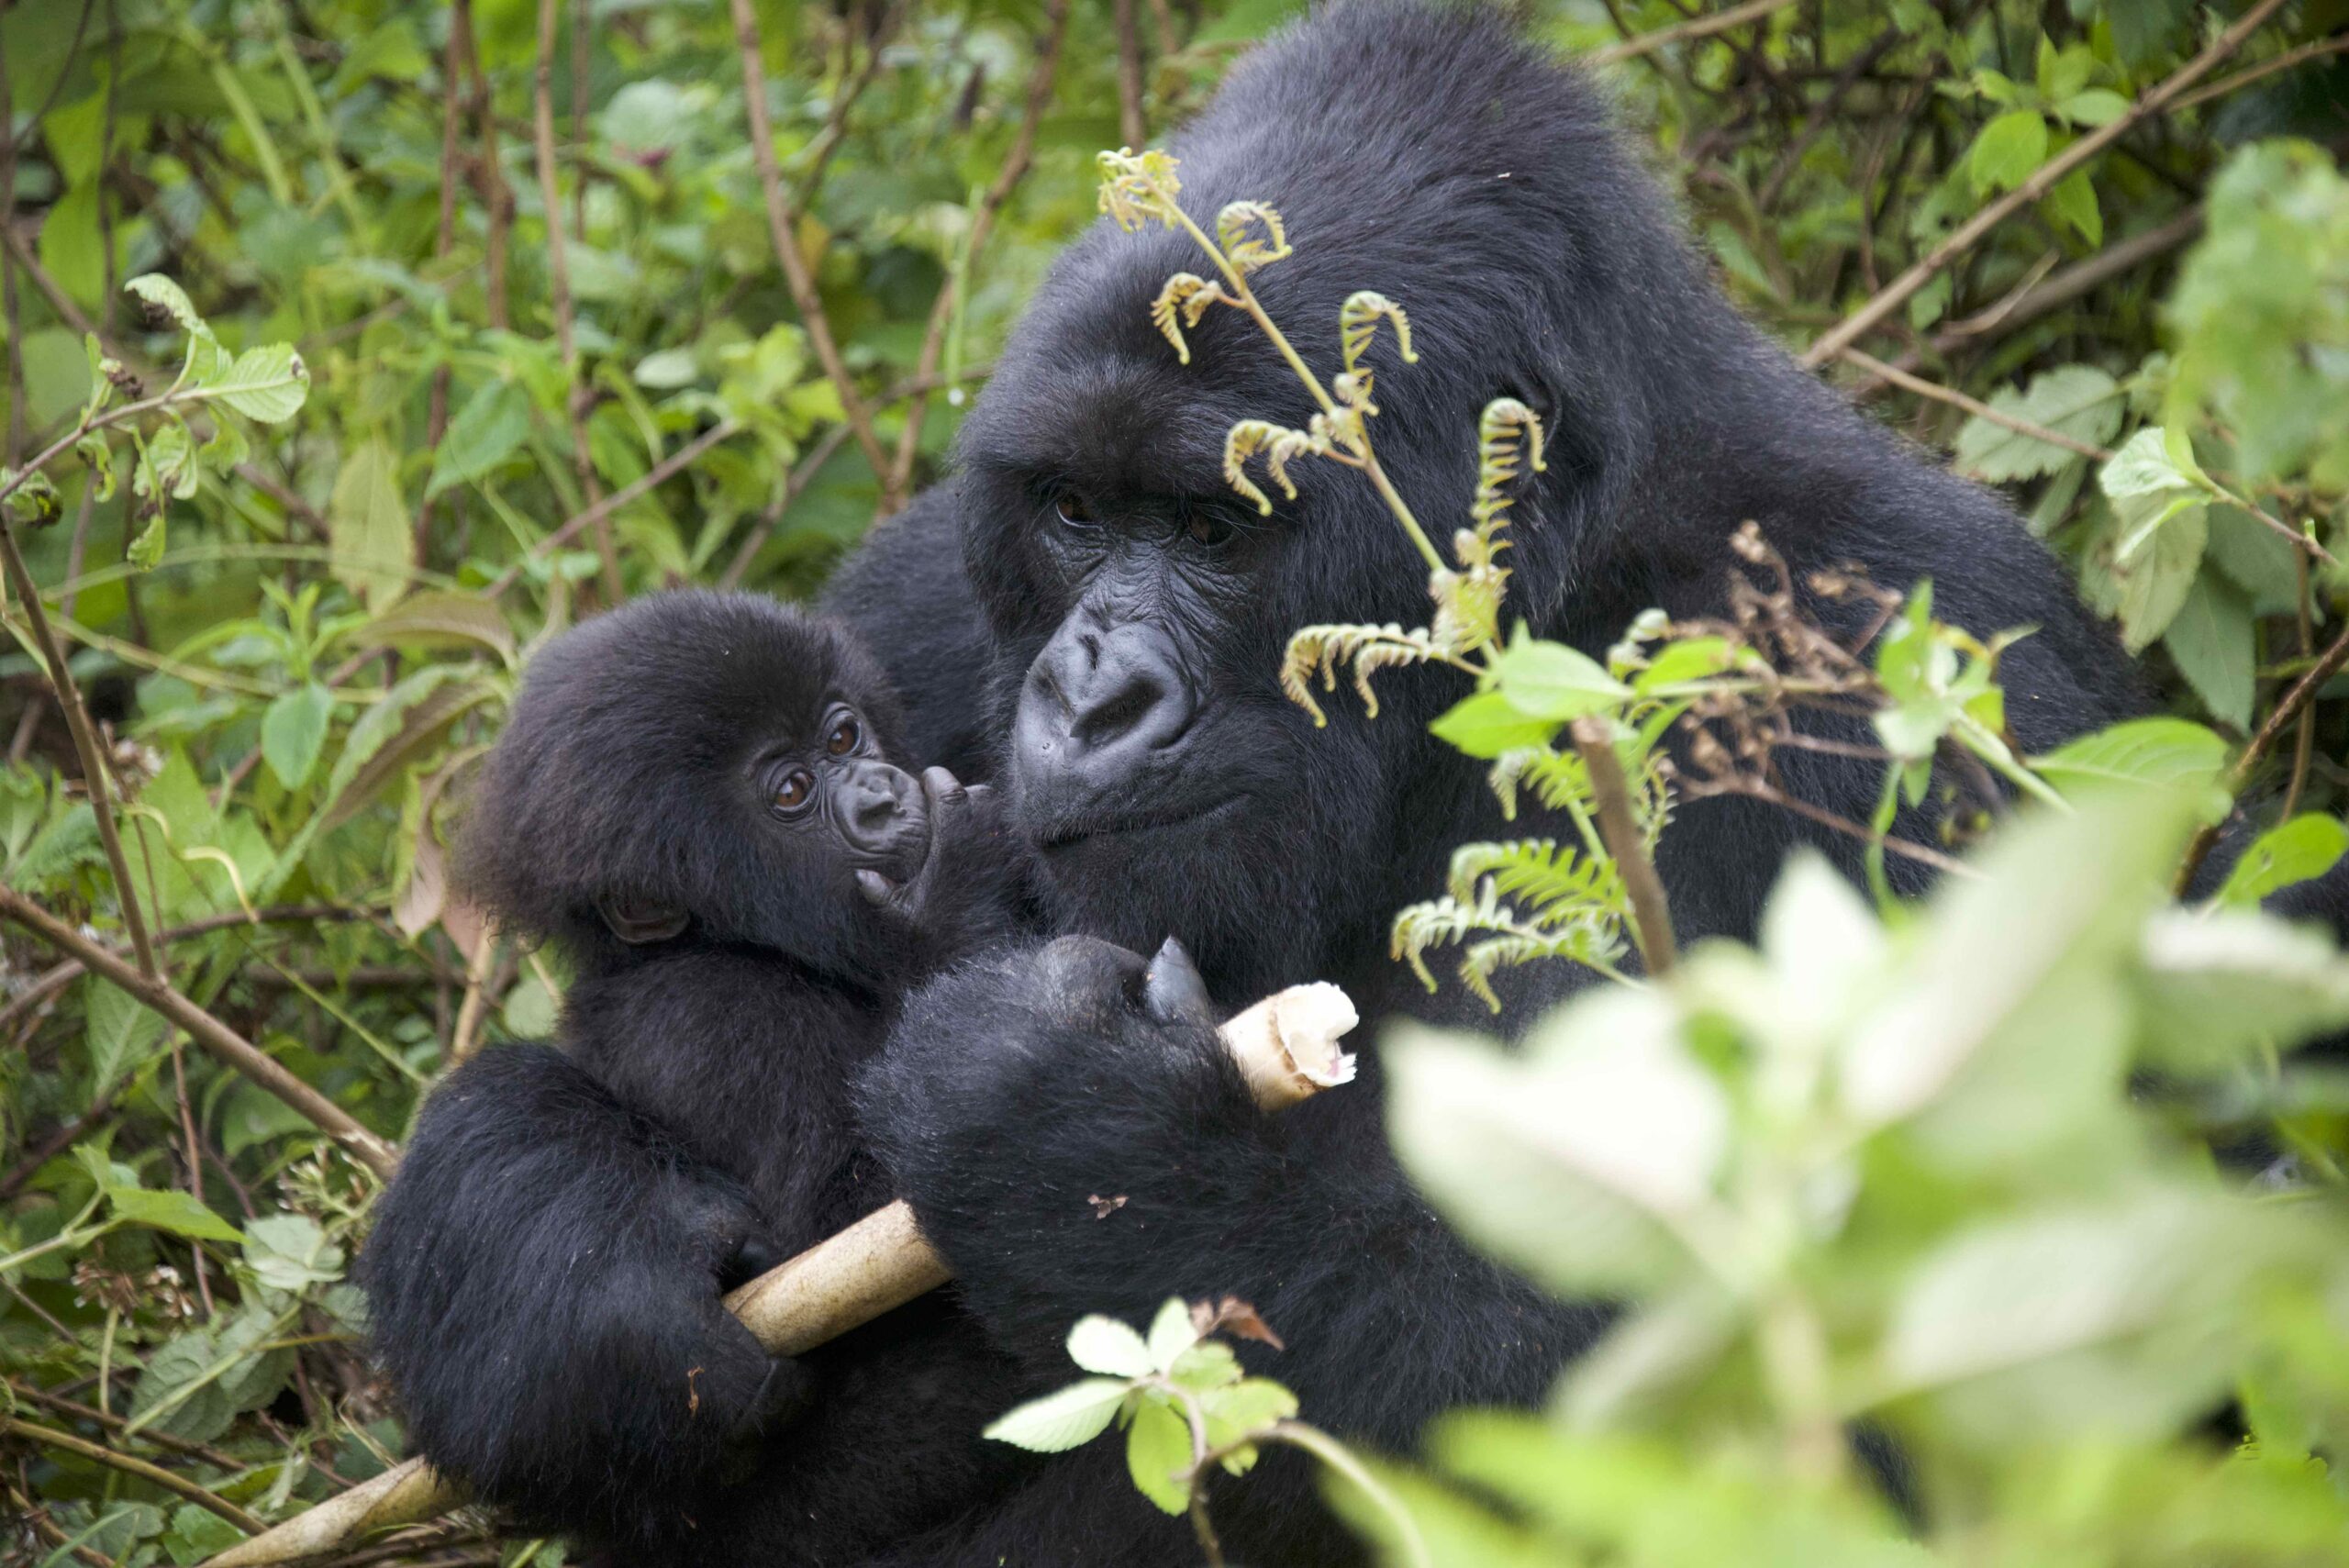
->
359;6;2196;1563
362;593;1024;1560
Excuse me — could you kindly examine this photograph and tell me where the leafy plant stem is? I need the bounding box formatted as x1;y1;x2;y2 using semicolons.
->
2;1416;266;1534
1570;717;1677;975
2176;611;2349;894
0;510;161;976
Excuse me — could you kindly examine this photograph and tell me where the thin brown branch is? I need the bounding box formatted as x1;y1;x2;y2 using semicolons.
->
6;1383;243;1473
1569;717;1677;975
1932;207;2202;349
3;1417;265;1534
1840;347;2112;462
718;422;852;589
729;0;896;500
0;515;159;977
484;418;742;595
884;0;1070;507
1591;0;1798;65
0;887;398;1178
532;0;622;600
2171;34;2349;113
2176;613;2349;895
1802;0;2288;367
1114;0;1147;150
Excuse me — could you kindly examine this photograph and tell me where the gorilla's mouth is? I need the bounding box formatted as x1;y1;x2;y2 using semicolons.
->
1032;793;1244;852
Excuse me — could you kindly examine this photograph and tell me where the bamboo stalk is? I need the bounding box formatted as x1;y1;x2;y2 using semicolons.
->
205;980;1358;1566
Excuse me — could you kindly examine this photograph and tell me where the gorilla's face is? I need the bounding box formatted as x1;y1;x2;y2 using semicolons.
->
958;241;1457;1002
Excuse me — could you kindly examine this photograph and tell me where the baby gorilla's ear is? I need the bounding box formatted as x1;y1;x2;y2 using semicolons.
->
596;893;689;945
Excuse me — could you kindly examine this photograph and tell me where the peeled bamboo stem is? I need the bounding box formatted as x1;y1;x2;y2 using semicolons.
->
205;980;1358;1566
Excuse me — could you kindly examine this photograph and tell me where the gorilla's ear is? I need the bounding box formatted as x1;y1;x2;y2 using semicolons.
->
596;894;689;945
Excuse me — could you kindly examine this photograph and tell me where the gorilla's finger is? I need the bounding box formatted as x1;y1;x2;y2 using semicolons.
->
722;1230;786;1290
1142;937;1213;1026
729;1355;819;1444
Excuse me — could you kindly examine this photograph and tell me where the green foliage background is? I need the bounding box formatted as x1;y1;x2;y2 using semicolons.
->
1;2;2346;1563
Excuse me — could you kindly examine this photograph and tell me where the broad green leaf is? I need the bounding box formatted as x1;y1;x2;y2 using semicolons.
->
328;439;413;612
2057;89;2130;128
1066;1315;1154;1378
1431;691;1558;760
107;1186;244;1243
634;348;701;388
2215;815;2349;907
1954;365;2122;484
2161;573;2254;731
2031;717;2228;801
1147;1296;1200;1372
2099;427;2199;502
243;1212;345;1290
355;591;516;661
2043;166;2101;246
123;274;208;339
209;343;310;423
164;1504;245;1564
83;978;167;1106
427;380;533;496
1968;110;2048;197
1486;636;1631;721
501;972;558;1037
1169;1339;1241;1391
43;186;112;310
982;1378;1130;1452
1125;1396;1195;1515
261;682;335;790
2135;907;2349;1073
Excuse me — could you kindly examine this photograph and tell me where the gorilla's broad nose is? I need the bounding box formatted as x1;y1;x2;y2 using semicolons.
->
840;761;916;846
1018;619;1194;792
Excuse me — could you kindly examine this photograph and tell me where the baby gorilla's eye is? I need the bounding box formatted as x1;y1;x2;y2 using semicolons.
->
825;715;862;755
772;768;815;815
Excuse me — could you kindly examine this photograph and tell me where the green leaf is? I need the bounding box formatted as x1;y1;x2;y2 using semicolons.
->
261;682;335;790
1968;110;2048;197
210;343;310;423
356;590;517;661
328;439;413;612
983;1378;1131;1452
1954;365;2123;484
427;380;533;496
1147;1296;1200;1372
1486;636;1631;722
164;1504;245;1565
1430;691;1558;760
1066;1315;1154;1378
2043;166;2101;246
83;978;167;1106
2215;815;2349;908
123;274;209;339
126;513;167;572
2161;574;2254;731
243;1212;345;1291
2136;908;2349;1073
2031;717;2229;803
107;1186;245;1243
1125;1396;1195;1515
633;348;702;388
2057;89;2130;128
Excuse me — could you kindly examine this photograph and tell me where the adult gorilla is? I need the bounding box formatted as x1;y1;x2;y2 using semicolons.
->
373;5;2147;1564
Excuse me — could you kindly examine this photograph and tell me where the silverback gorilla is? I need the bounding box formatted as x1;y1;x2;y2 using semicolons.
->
368;5;2154;1562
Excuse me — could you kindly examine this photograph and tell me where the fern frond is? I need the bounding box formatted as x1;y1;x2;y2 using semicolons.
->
1150;273;1224;364
1224;419;1318;515
1458;926;1620;1012
1470;397;1548;539
1445;839;1626;927
1216;201;1292;273
1280;621;1451;726
1339;291;1418;374
1391;869;1624;1012
1429;563;1506;655
1096;148;1184;231
1485;741;1672;842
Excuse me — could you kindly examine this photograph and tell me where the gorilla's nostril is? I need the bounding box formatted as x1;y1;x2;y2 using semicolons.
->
1073;681;1160;751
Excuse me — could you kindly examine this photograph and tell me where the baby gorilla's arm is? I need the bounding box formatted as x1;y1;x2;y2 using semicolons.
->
860;766;1030;973
361;1044;807;1550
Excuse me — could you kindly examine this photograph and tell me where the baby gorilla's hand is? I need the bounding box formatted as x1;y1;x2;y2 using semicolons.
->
857;767;1016;962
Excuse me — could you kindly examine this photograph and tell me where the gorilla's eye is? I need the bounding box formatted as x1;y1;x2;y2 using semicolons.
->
1053;492;1099;529
1186;511;1237;549
825;715;862;755
772;768;816;815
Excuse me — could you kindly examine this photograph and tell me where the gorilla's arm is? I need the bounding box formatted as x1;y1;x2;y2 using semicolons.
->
858;943;1609;1505
361;1043;801;1549
818;480;1002;782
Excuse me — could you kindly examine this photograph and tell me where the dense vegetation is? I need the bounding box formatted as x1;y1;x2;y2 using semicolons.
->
3;2;2346;1564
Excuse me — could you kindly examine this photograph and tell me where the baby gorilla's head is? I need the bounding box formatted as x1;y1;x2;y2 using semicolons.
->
460;590;954;980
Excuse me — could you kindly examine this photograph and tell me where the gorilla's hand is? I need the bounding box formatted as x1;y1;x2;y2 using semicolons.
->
855;937;1277;1371
864;767;1024;968
362;1044;811;1544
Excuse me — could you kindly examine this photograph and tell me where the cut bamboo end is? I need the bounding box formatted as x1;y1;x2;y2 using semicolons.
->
204;1456;455;1568
1217;980;1361;1110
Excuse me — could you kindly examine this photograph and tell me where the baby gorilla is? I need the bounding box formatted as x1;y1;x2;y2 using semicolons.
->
362;591;1025;1561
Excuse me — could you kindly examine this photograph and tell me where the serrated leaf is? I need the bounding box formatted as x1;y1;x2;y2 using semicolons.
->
1169;1340;1241;1391
1147;1296;1200;1372
2136;907;2349;1073
427;380;533;496
328;439;412;612
1969;110;2048;197
210;343;309;423
1431;691;1559;760
84;978;167;1106
2162;573;2254;731
126;514;166;572
2215;815;2349;908
1067;1315;1154;1378
243;1212;345;1290
1126;1396;1195;1515
261;682;335;791
123;274;208;339
983;1378;1131;1452
107;1186;244;1242
1487;638;1631;721
2032;717;2230;805
1954;367;2123;484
